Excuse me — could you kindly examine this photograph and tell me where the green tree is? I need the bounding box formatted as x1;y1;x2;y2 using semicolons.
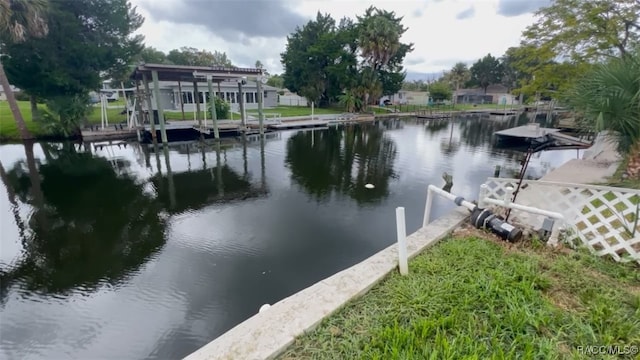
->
4;0;143;131
0;0;49;139
281;13;357;106
523;0;640;61
428;81;452;101
266;74;284;89
166;47;233;67
469;54;503;93
565;53;640;173
136;46;169;64
357;7;413;99
443;62;471;92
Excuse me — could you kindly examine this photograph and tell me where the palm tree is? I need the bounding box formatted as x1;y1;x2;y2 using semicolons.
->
449;62;471;100
358;13;401;72
566;52;640;178
0;0;49;140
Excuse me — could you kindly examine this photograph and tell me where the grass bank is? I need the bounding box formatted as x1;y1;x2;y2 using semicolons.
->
279;226;640;359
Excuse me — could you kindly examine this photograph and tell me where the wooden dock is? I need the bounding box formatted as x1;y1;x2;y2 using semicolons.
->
81;127;139;141
266;119;328;130
415;110;452;119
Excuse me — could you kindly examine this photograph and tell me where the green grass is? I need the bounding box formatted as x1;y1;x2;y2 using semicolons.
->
247;106;343;117
1;100;127;140
279;231;640;360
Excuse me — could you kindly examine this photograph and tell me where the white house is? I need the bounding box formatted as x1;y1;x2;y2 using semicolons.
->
454;84;518;105
145;80;279;112
380;90;430;106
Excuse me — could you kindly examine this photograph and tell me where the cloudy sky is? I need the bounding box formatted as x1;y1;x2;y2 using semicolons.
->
131;0;551;77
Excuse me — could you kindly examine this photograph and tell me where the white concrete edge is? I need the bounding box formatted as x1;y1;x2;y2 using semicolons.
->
183;207;470;360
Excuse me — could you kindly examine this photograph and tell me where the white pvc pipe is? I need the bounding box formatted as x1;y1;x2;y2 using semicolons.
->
428;185;476;210
482;198;564;220
395;207;409;275
422;187;434;226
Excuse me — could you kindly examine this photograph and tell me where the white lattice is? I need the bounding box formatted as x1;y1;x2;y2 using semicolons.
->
483;177;640;263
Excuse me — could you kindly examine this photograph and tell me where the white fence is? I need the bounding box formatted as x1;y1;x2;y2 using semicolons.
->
483;177;640;263
279;95;308;107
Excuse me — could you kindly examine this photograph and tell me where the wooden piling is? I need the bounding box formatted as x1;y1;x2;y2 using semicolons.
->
151;70;168;144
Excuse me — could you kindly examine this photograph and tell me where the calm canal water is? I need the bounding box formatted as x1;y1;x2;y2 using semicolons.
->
0;115;580;360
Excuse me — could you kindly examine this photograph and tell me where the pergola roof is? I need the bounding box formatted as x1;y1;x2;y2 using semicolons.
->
129;63;264;83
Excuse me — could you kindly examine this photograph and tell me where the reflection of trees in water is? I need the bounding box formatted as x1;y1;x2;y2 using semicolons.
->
286;124;398;205
0;143;166;300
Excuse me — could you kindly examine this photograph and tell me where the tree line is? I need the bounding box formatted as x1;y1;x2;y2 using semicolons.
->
279;7;413;110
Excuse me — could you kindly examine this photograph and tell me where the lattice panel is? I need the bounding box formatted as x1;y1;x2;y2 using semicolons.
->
482;177;640;264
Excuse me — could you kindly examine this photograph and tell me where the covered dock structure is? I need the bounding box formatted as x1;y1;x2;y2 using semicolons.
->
129;63;267;144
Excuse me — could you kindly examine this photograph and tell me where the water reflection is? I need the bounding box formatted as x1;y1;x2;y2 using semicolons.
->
286;124;398;205
147;140;268;214
0;143;166;298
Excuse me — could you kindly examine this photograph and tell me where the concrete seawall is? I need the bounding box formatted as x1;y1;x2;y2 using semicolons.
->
183;208;470;360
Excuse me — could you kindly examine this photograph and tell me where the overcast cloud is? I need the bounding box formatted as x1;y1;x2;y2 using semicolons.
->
138;0;308;41
131;0;545;75
496;0;551;17
456;6;475;20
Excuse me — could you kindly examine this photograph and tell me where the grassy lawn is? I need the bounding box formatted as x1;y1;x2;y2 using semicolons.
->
279;226;640;359
1;100;128;140
246;106;343;117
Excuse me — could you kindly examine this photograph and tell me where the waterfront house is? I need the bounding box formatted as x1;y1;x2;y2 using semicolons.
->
454;84;518;105
146;80;279;112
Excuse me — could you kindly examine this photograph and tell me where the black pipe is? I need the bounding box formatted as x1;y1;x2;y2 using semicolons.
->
470;207;523;242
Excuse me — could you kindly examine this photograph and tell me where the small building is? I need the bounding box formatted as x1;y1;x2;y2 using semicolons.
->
380;90;430;106
454;84;518;105
278;89;308;106
0;85;21;101
146;80;278;111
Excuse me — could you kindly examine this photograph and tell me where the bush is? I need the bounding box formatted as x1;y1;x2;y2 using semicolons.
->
42;94;92;136
209;97;230;120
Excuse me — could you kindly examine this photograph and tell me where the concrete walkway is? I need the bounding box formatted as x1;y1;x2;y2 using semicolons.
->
541;132;622;183
183;208;469;360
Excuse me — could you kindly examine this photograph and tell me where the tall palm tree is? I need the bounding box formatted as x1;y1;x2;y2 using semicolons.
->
358;15;400;72
566;52;640;178
0;0;49;140
449;62;470;97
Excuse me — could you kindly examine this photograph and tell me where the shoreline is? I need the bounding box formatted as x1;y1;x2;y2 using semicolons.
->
0;107;527;142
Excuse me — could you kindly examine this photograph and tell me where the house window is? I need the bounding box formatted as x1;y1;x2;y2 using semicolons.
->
196;91;204;104
245;92;255;103
216;92;223;99
263;90;268;98
182;91;194;104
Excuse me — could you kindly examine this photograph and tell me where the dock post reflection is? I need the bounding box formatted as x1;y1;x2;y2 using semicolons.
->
162;145;176;209
260;136;266;191
216;140;224;197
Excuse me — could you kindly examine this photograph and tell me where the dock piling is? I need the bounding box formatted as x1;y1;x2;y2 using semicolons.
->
151;70;168;144
257;77;264;136
142;74;157;142
206;76;220;139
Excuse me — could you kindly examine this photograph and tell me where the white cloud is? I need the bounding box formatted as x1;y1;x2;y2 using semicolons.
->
130;0;543;75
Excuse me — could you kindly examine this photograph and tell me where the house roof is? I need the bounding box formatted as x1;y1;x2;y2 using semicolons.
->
129;63;264;83
152;80;278;91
